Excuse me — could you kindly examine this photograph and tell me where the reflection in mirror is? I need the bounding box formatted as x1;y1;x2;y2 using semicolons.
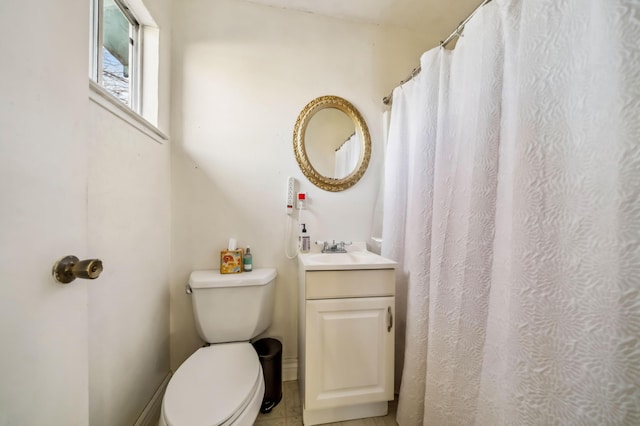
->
334;131;360;179
305;108;359;179
293;96;371;192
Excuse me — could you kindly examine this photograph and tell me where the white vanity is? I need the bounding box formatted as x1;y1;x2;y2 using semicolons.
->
297;245;397;425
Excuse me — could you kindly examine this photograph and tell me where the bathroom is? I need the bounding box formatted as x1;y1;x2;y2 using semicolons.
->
1;0;638;425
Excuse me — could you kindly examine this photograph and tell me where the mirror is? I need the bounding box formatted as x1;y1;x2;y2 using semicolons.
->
293;96;371;192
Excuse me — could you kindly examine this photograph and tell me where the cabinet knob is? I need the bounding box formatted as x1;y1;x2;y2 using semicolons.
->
387;306;393;332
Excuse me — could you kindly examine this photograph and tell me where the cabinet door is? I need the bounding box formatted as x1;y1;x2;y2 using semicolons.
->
305;297;394;410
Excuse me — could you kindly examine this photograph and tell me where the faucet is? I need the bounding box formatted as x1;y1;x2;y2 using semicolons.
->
317;240;351;253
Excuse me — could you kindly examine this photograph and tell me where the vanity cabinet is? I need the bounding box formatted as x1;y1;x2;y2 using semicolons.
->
298;267;395;425
305;295;394;409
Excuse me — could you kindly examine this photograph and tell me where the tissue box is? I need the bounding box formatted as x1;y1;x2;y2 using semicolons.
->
220;249;243;274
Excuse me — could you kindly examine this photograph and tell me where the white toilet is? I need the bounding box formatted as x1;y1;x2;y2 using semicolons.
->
160;268;277;426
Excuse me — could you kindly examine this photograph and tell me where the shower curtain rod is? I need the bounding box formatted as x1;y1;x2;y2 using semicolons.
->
382;0;492;105
335;131;356;152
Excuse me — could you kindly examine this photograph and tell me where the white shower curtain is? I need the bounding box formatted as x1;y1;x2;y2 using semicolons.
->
382;0;640;424
334;132;359;179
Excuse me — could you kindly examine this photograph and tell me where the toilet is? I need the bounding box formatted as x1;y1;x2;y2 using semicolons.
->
160;268;277;426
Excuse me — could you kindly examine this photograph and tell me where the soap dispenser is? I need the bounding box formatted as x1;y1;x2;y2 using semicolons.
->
299;224;311;253
243;247;253;272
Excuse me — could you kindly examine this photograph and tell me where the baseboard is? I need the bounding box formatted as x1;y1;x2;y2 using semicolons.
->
282;357;298;382
134;372;172;426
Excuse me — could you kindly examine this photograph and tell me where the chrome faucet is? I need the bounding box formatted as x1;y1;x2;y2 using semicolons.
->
317;240;352;253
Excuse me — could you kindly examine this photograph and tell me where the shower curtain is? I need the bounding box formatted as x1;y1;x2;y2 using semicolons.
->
382;0;640;424
334;132;359;179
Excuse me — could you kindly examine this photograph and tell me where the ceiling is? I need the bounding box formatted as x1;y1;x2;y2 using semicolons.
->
243;0;483;37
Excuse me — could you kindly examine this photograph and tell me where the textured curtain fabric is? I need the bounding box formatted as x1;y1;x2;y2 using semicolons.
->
383;0;640;424
382;47;450;401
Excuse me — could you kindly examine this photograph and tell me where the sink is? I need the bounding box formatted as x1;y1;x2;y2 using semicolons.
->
299;250;397;271
304;252;378;264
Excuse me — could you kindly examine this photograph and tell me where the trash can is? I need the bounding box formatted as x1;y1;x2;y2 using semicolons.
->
252;338;282;413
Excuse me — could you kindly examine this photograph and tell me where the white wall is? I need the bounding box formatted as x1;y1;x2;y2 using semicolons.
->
170;0;436;371
87;117;171;425
87;0;172;422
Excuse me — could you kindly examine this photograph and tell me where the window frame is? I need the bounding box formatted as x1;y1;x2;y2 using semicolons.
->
89;0;143;112
88;0;166;140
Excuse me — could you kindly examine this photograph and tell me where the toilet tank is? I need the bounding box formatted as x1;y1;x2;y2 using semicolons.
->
188;268;276;343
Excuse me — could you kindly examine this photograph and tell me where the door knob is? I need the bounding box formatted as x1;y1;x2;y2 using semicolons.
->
52;255;103;284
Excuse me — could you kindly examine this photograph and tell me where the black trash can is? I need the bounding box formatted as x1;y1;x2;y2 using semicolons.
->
252;338;283;413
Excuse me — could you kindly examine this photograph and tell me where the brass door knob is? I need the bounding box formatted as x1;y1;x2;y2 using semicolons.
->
53;255;103;284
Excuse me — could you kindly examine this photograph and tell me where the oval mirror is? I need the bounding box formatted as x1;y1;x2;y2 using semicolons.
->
293;96;371;192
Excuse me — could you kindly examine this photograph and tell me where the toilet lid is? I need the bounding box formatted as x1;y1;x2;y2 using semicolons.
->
163;343;262;426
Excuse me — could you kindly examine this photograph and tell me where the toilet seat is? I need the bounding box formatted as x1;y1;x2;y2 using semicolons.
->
162;342;263;426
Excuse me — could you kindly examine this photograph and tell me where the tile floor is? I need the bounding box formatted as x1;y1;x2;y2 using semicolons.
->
254;381;398;426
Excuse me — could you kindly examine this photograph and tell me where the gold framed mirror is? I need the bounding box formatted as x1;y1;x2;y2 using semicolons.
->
293;95;371;192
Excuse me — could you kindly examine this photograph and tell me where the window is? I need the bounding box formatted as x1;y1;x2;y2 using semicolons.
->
90;0;141;111
89;0;164;134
